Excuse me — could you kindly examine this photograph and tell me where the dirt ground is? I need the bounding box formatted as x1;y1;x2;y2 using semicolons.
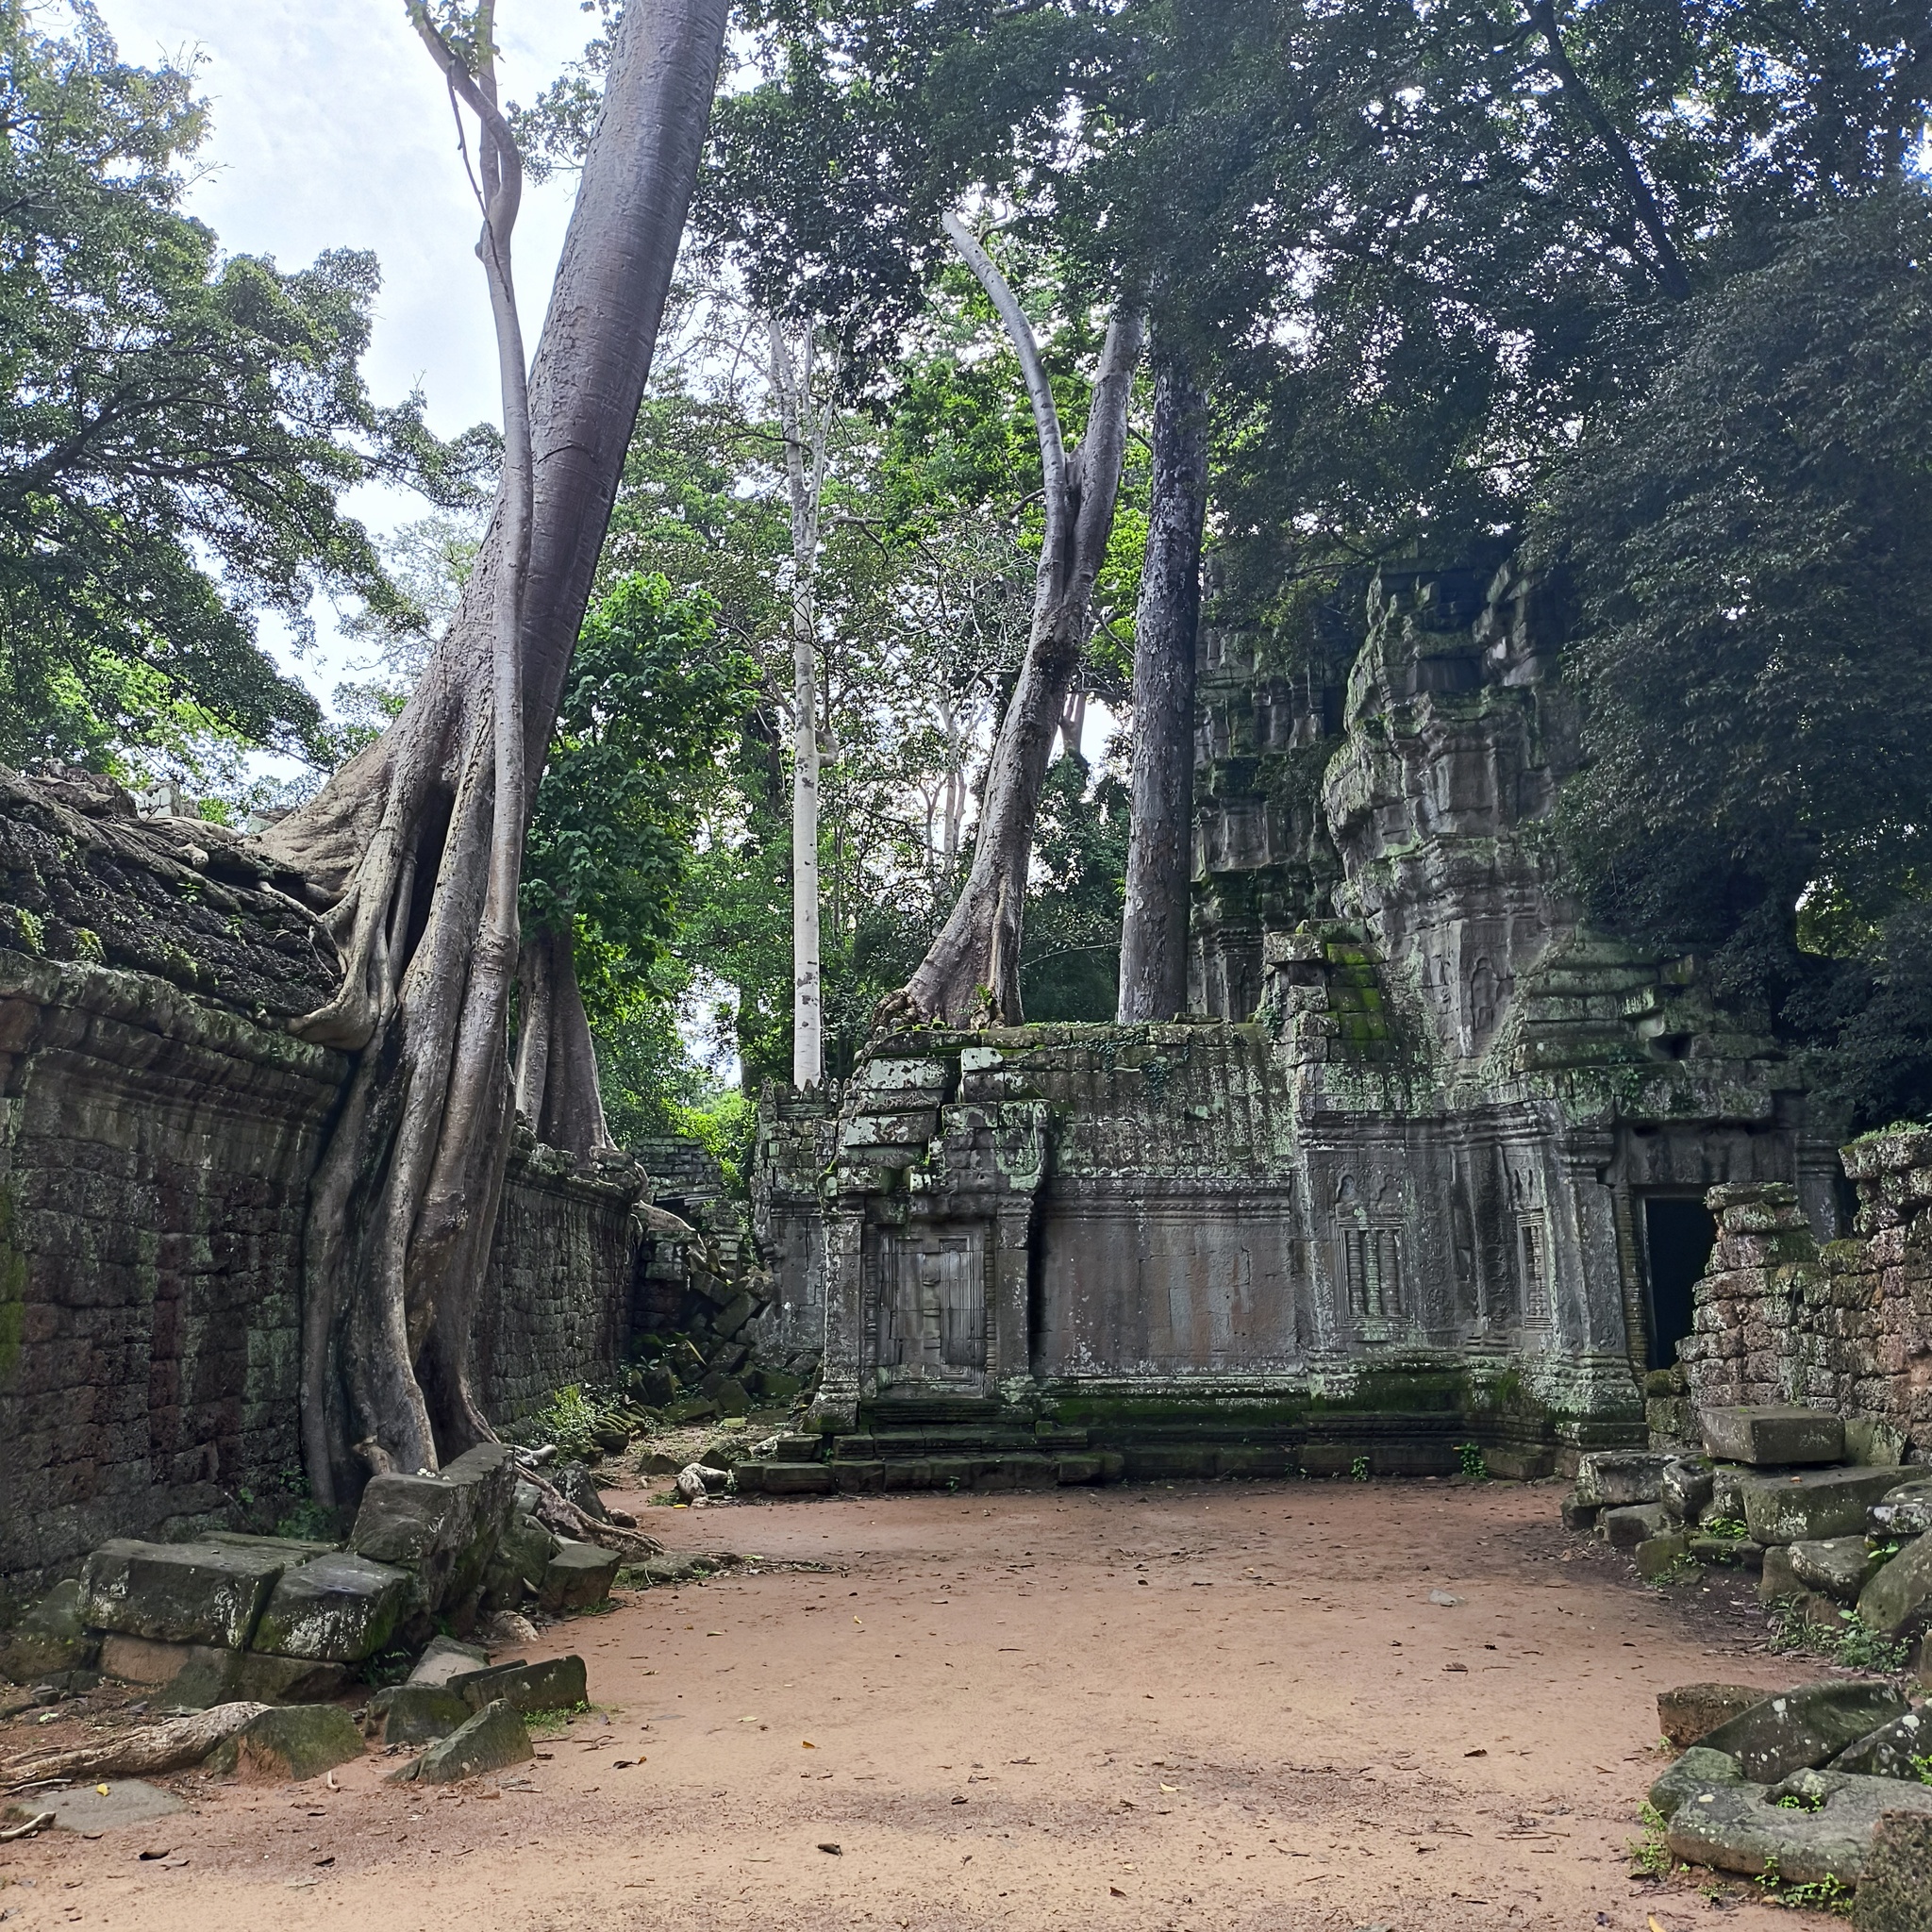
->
0;1476;1844;1932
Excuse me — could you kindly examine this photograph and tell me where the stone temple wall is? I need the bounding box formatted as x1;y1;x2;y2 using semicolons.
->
1683;1146;1932;1462
758;558;1842;1468
0;945;644;1608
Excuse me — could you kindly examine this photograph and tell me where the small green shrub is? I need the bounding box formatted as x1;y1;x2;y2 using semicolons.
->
1701;1515;1749;1540
507;1383;634;1462
1350;1456;1371;1483
1455;1441;1489;1481
1628;1801;1672;1877
1766;1598;1910;1674
1755;1857;1853;1916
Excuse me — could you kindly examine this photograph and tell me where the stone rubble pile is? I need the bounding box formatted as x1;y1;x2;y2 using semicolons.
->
0;1441;628;1807
1646;1677;1932;1922
1562;1401;1932;1675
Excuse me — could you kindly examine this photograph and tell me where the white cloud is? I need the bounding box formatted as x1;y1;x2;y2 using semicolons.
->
88;0;597;710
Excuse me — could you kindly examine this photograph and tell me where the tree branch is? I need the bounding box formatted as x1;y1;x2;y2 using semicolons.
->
1523;0;1690;301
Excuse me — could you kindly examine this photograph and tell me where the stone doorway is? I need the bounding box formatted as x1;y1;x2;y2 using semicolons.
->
1642;1194;1717;1372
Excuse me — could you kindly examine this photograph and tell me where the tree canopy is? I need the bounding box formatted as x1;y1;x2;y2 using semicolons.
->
0;0;485;781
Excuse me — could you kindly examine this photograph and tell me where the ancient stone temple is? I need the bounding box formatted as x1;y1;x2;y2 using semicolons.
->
752;560;1841;1486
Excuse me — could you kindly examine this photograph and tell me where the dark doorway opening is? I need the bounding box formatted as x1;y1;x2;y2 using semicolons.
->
1643;1195;1717;1372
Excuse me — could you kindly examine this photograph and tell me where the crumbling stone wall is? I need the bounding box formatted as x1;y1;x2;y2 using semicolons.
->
1682;1144;1932;1460
0;769;649;1607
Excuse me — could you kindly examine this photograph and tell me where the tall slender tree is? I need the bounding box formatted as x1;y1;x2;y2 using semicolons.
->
258;0;731;1503
894;214;1142;1025
1117;343;1208;1023
768;319;839;1088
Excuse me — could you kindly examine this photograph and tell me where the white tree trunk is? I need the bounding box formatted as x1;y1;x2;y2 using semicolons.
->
770;320;835;1089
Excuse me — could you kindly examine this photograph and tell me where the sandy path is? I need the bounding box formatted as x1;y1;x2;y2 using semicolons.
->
0;1478;1832;1931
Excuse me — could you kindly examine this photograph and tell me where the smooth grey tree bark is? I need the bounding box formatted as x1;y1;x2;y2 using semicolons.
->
896;214;1144;1026
1118;346;1208;1024
258;0;732;1503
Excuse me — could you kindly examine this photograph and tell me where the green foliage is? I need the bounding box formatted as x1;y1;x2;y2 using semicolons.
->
1543;193;1932;1091
1455;1441;1489;1482
1766;1598;1910;1674
1349;1456;1370;1483
1628;1800;1673;1878
1701;1516;1749;1541
1756;1857;1854;1917
0;1;486;777
507;1384;635;1465
524;571;752;1018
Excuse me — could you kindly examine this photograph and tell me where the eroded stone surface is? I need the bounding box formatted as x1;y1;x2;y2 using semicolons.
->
218;1703;365;1781
79;1539;290;1649
1871;1481;1932;1539
1851;1810;1932;1932
1657;1685;1767;1752
449;1654;587;1716
1648;1745;1746;1819
1857;1534;1932;1640
1787;1536;1880;1604
1699;1406;1844;1469
1697;1680;1907;1781
1666;1772;1932;1886
404;1698;533;1783
1739;1468;1903;1547
251;1552;412;1662
540;1543;619;1613
1829;1706;1930;1780
375;1682;474;1747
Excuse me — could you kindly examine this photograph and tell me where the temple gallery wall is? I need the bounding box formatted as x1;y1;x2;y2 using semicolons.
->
750;560;1873;1482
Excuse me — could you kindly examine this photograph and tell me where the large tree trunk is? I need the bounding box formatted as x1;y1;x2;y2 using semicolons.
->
258;0;731;1505
897;216;1144;1025
1118;346;1208;1024
514;924;610;1157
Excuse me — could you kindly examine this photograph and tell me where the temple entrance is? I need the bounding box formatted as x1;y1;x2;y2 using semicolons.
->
1642;1194;1717;1372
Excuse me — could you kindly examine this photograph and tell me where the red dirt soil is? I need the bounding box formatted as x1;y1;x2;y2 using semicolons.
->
0;1479;1840;1931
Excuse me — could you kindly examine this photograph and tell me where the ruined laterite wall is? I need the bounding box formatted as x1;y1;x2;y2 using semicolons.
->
1683;1147;1932;1460
0;948;644;1610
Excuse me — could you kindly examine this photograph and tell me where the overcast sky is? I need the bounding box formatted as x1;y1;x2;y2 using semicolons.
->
90;0;598;701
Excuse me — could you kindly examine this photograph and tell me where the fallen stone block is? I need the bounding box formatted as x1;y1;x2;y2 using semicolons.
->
1760;1545;1802;1604
408;1634;491;1688
540;1542;620;1613
1787;1537;1879;1605
213;1704;365;1782
98;1635;344;1708
250;1553;412;1662
1688;1532;1758;1570
79;1540;290;1650
1648;1744;1747;1818
1601;1503;1670;1549
448;1654;587;1716
1740;1467;1903;1546
374;1682;473;1748
1828;1706;1929;1780
1657;1685;1772;1752
348;1443;517;1618
551;1464;610;1523
1558;1494;1600;1533
401;1698;533;1784
1870;1479;1932;1539
1574;1451;1672;1508
0;1579;92;1684
1666;1771;1932;1887
1851;1810;1932;1932
1636;1530;1692;1578
1660;1458;1714;1524
1697;1680;1907;1781
1700;1405;1844;1469
1857;1532;1932;1640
